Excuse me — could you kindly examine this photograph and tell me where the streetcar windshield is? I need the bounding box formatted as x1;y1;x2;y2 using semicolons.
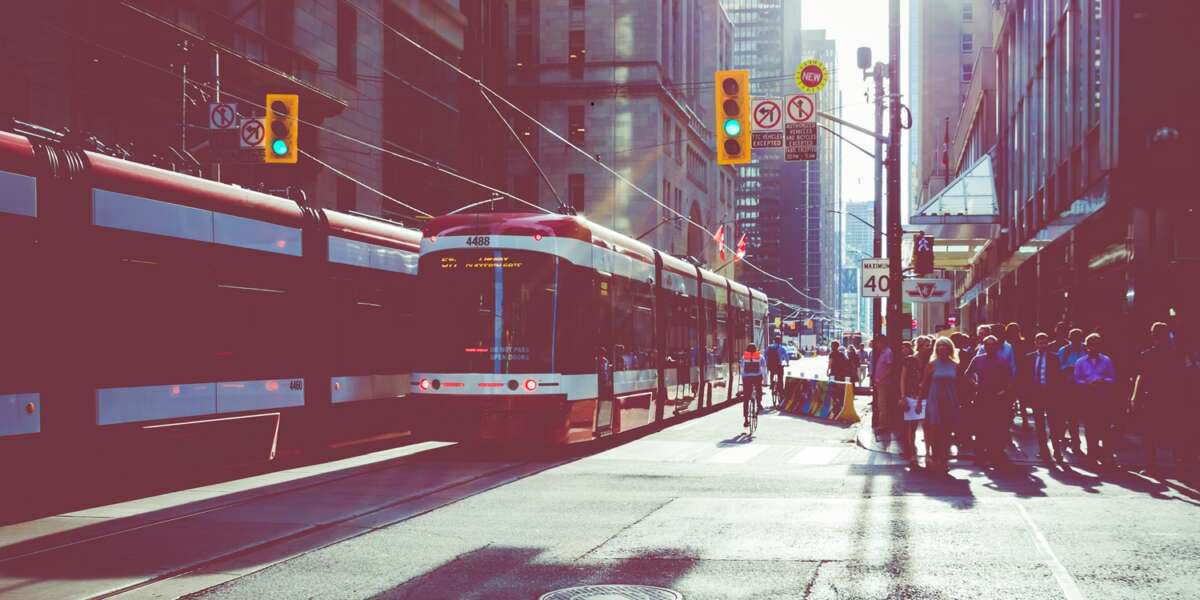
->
417;249;560;374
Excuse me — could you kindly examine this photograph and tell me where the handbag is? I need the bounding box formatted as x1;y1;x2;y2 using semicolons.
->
903;396;925;421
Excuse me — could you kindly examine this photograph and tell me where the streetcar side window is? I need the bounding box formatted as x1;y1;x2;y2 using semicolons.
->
92;189;302;257
0;169;37;217
609;269;656;372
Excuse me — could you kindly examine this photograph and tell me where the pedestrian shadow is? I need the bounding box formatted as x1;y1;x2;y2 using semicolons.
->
967;462;1049;498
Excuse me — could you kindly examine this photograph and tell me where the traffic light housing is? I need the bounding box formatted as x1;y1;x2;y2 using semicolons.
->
714;70;750;165
913;233;935;276
264;93;298;164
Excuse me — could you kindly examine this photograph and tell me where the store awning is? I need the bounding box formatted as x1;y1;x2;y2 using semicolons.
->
911;153;1000;268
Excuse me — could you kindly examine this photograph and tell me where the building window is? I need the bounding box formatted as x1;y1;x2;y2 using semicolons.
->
661;0;669;76
663;114;672;157
961;63;973;83
515;175;537;206
568;29;585;79
337;1;357;83
569;0;585;28
337;176;356;213
516;33;533;69
568;173;585;213
961;33;973;53
962;1;973;21
520;121;538;153
674;188;682;229
264;0;295;71
674;125;683;164
568;105;585;144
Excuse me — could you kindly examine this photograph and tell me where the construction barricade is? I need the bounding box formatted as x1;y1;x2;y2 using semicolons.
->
779;376;860;423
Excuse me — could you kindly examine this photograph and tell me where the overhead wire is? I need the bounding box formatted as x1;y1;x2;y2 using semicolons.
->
343;0;841;313
75;3;839;313
50;12;548;221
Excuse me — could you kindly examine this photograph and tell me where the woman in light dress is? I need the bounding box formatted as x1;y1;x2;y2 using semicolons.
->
919;337;961;473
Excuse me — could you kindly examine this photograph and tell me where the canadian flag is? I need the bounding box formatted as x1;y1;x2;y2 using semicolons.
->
713;225;726;261
735;233;748;261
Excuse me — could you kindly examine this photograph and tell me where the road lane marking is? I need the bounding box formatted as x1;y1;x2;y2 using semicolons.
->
1014;501;1086;600
788;447;841;465
704;444;769;464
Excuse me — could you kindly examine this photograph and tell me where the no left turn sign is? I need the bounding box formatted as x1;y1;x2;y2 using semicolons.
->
751;98;782;131
239;117;265;148
785;95;815;123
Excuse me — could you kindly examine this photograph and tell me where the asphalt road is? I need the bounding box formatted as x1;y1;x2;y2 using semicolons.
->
142;372;1197;600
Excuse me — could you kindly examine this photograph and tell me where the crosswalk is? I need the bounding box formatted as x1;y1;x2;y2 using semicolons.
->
588;439;864;466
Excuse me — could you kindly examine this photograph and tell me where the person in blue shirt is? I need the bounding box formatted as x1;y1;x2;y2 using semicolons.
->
1056;328;1088;453
765;336;789;405
965;336;1015;467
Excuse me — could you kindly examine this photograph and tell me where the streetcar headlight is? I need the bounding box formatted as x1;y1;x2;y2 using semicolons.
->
523;379;538;392
418;378;430;391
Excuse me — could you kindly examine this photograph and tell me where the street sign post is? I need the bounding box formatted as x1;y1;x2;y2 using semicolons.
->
784;95;817;161
860;259;890;298
750;98;784;149
785;123;818;161
785;95;815;123
208;102;238;130
902;278;953;303
239;117;265;149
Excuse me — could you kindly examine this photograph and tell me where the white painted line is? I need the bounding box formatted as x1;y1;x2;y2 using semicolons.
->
704;444;769;464
1014;501;1086;600
788;446;841;465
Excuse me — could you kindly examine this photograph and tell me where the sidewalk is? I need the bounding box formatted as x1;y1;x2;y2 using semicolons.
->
854;395;1189;471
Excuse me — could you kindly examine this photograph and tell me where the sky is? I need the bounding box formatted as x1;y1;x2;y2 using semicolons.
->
801;0;910;214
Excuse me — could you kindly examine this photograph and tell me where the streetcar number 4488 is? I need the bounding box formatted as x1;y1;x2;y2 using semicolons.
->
465;236;491;246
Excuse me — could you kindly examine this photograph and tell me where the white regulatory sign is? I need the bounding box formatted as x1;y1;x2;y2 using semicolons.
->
209;102;239;130
861;258;890;298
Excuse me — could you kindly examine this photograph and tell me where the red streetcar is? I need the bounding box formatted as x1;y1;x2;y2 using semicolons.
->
412;212;769;445
0;128;423;497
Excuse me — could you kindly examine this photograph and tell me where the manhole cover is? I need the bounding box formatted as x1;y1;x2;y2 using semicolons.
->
539;584;683;600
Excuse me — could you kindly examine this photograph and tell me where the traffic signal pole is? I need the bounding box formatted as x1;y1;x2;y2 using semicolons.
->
872;62;884;338
886;0;904;389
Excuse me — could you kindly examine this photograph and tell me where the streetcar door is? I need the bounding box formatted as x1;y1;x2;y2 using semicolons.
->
594;272;615;434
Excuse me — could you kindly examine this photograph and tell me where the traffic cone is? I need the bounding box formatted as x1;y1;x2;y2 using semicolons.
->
835;381;860;423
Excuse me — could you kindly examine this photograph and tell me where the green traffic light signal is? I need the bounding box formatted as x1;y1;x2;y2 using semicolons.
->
272;139;290;157
723;118;741;137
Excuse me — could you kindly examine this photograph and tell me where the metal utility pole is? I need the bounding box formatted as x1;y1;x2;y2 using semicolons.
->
886;0;904;372
872;62;885;338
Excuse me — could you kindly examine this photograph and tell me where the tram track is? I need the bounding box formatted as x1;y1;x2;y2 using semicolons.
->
0;442;572;600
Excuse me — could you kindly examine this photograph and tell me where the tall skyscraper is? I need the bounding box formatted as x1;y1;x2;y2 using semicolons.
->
909;0;993;212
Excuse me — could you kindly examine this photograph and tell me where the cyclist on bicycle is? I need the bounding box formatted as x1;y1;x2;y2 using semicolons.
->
765;336;789;404
741;343;766;428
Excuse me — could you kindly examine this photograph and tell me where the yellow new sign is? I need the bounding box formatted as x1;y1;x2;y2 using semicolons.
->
794;59;828;94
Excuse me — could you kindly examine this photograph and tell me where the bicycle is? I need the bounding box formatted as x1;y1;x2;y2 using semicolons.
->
769;367;786;410
743;380;761;436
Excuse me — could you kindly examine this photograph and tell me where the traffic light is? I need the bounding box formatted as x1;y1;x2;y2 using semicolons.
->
913;233;935;275
714;70;750;165
264;93;299;164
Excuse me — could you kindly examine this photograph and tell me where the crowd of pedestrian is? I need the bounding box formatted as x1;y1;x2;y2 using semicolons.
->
867;319;1198;473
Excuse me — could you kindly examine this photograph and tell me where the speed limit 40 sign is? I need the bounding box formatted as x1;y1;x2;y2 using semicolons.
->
861;259;890;298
